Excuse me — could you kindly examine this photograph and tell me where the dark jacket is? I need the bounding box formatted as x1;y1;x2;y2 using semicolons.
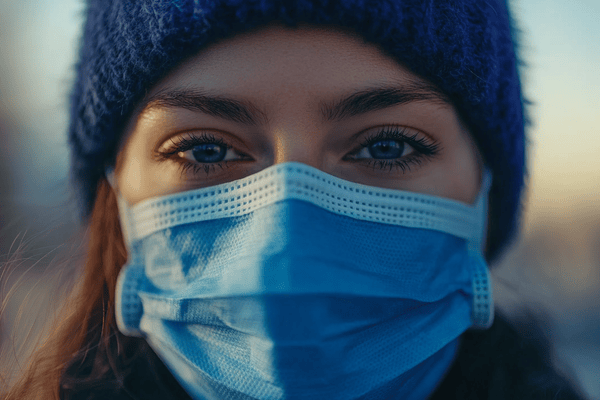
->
430;312;584;399
60;311;585;400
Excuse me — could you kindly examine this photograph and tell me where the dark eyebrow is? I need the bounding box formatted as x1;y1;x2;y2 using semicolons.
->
320;81;451;122
141;81;450;125
142;88;269;126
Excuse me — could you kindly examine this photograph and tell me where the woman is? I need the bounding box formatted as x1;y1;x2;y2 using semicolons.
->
3;0;586;399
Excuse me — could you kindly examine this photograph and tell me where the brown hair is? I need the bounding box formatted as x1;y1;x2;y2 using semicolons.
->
2;179;191;399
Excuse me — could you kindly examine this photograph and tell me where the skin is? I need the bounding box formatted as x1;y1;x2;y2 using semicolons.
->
114;23;485;224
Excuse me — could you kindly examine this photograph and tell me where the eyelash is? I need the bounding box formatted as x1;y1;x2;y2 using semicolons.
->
155;127;441;177
345;126;441;173
155;132;249;176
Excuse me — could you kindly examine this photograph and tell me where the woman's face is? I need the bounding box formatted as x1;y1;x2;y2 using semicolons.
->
115;24;483;209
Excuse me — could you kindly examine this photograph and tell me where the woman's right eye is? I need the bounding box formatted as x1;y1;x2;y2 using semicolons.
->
178;142;240;164
154;132;252;176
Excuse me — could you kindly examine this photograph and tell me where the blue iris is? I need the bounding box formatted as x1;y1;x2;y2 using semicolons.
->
192;144;227;163
368;140;404;159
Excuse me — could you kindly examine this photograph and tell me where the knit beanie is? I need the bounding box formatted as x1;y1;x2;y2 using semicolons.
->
68;0;528;263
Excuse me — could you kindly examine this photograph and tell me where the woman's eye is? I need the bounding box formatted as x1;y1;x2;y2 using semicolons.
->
178;143;239;164
154;132;254;177
353;139;415;160
343;126;441;173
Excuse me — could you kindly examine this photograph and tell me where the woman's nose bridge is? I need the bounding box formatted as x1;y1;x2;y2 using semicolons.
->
271;124;325;168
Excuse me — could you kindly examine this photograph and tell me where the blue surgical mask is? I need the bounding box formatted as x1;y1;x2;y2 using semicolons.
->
107;162;493;400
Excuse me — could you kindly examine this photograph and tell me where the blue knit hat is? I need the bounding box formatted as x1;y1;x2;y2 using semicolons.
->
68;0;528;263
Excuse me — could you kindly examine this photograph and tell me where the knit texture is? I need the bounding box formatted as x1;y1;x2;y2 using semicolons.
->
68;0;528;263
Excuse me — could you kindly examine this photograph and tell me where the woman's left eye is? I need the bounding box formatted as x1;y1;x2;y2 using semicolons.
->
344;126;441;172
353;139;415;160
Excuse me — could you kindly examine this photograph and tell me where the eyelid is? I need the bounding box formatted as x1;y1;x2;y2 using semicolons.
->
340;125;441;175
154;129;252;159
347;125;439;156
359;124;422;140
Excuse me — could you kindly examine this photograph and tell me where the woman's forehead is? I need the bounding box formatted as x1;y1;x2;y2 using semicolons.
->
141;24;451;115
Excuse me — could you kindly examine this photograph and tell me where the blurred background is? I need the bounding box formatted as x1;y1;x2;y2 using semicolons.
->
0;0;598;397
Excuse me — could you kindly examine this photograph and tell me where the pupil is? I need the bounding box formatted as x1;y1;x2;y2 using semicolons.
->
192;143;227;163
368;140;404;159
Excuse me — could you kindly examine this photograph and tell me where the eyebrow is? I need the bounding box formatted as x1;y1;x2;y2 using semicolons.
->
142;88;269;125
141;81;450;125
320;82;451;122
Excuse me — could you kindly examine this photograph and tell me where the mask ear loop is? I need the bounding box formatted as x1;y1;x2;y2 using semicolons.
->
468;166;494;330
105;166;146;337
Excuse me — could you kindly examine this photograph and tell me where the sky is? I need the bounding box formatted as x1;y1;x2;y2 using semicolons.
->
511;0;600;228
0;0;599;231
